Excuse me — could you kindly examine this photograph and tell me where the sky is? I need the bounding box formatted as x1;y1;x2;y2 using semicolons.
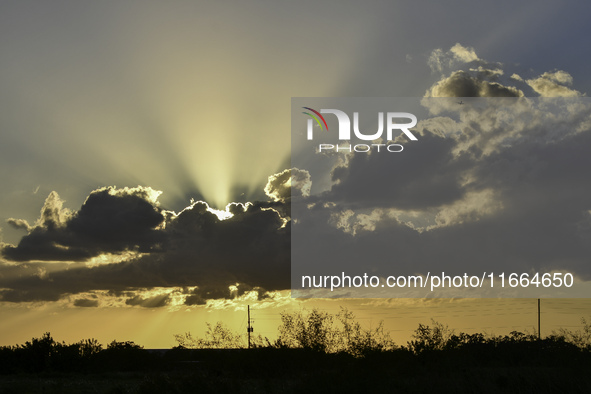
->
1;0;591;348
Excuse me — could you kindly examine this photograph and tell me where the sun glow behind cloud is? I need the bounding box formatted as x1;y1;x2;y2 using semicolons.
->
9;69;292;210
0;2;345;211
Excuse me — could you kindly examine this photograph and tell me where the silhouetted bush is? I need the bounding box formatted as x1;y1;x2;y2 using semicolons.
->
406;319;453;354
554;316;591;350
0;332;107;374
174;322;246;349
274;308;395;355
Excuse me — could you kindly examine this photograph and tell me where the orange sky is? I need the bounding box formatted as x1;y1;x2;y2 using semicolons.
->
2;296;591;349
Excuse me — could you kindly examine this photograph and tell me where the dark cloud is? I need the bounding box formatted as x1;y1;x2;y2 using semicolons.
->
181;285;250;306
179;283;269;306
0;281;63;303
324;132;469;210
427;70;523;98
0;187;290;304
125;293;170;308
2;187;165;262
73;298;99;308
159;200;290;291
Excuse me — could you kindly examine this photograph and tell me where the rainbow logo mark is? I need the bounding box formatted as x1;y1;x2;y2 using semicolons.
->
302;107;329;132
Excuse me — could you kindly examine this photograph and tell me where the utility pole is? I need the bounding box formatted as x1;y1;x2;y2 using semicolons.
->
538;298;541;340
247;305;253;349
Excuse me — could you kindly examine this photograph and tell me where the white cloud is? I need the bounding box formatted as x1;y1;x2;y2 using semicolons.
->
265;168;311;202
526;71;582;97
428;43;482;74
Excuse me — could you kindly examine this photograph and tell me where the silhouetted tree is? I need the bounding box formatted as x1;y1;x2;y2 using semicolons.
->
174;322;245;349
19;332;56;372
554;317;591;350
275;308;395;355
407;319;453;354
276;309;338;352
77;338;103;357
106;340;143;350
335;307;394;355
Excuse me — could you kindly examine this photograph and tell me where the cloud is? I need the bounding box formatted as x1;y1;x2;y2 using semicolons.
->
125;293;170;308
426;189;502;230
38;191;72;228
325;132;465;210
425;44;524;98
6;218;31;232
73;298;99;308
428;43;482;74
449;43;479;63
265;168;311;202
329;208;384;236
0;184;291;305
426;44;585;99
182;284;268;306
158;199;290;291
2;186;166;262
526;71;582;97
426;70;524;98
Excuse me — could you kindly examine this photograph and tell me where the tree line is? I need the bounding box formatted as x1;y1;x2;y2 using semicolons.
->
175;307;591;355
2;308;591;375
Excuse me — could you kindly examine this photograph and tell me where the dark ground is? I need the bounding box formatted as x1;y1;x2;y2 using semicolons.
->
1;347;591;393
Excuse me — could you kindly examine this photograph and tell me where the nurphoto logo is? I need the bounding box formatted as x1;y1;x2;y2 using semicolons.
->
302;107;418;153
